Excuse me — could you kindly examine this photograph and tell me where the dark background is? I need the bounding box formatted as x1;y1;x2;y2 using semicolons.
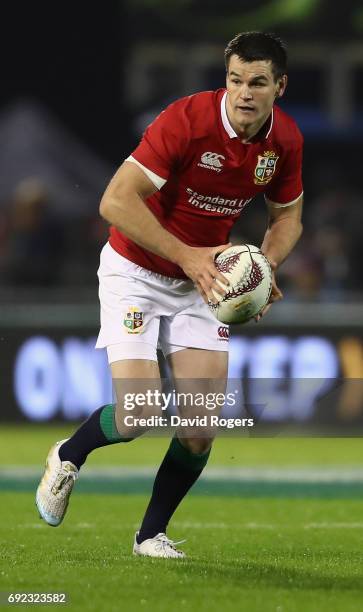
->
1;1;363;423
1;0;362;298
1;2;124;162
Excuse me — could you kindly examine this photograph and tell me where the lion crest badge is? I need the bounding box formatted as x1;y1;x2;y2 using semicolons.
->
254;151;279;185
123;306;144;334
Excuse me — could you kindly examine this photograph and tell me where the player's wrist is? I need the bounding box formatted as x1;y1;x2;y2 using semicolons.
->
170;241;189;267
260;248;279;269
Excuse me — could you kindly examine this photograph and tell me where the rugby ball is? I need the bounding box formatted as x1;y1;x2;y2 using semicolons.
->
208;245;272;324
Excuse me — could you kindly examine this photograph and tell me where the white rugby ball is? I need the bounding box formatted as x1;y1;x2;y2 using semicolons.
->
209;245;272;324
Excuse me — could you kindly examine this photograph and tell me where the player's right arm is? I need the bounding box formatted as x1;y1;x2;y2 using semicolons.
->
99;160;230;302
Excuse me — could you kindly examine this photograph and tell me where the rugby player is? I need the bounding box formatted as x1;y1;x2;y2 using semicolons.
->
36;32;303;558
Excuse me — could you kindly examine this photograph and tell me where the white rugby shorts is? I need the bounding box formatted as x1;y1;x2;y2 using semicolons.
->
95;243;229;363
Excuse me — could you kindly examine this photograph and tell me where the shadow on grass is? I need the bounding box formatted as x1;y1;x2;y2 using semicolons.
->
128;553;363;592
200;558;363;591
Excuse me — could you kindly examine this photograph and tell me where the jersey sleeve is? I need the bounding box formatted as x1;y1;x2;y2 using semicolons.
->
130;99;191;184
265;125;303;205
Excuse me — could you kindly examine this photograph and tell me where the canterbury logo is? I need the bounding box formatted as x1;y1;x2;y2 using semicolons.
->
218;326;229;340
198;152;225;172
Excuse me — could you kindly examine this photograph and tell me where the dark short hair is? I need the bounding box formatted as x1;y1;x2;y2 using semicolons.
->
224;32;287;80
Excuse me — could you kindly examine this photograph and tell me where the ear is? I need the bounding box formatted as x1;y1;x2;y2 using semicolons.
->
275;74;287;98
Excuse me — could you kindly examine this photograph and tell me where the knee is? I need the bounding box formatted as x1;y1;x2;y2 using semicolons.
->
180;437;213;455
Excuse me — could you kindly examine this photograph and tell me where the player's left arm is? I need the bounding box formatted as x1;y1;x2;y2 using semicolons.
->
257;194;303;319
261;193;303;267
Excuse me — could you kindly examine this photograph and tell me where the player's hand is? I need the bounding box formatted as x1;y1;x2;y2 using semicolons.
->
176;242;232;303
255;260;283;322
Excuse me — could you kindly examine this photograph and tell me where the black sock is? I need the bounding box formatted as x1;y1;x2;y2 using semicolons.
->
137;437;210;543
59;404;131;469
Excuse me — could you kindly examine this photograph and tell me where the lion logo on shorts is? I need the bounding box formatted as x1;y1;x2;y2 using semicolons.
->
123;306;144;334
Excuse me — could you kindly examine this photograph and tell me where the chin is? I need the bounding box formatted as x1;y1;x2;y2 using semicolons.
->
237;117;253;128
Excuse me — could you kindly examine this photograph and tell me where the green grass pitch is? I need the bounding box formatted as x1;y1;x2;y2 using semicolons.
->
1;426;363;611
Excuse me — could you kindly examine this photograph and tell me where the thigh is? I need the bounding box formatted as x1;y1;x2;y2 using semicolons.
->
167;348;228;450
160;291;230;357
167;348;228;416
111;359;160;379
95;244;161;357
111;359;162;437
167;347;228;380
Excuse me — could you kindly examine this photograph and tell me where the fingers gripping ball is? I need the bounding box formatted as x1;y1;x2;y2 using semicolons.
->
208;245;272;324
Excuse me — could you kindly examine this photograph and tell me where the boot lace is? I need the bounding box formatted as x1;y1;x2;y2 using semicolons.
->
51;464;78;496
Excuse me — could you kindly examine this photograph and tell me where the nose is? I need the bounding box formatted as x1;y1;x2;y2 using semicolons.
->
239;84;252;100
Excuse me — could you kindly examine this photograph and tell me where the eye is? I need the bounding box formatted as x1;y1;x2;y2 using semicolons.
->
232;79;241;85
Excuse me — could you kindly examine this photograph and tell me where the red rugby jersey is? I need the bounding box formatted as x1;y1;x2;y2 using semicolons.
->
109;88;303;278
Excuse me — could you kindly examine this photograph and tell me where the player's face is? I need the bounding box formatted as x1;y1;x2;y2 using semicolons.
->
226;55;287;139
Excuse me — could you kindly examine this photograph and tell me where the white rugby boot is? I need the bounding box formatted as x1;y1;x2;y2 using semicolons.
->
133;532;186;559
36;439;78;527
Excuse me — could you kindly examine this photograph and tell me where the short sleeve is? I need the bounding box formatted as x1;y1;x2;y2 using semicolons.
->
265;125;303;205
131;99;191;183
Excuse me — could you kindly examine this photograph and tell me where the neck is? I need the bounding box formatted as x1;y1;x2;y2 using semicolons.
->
225;94;270;142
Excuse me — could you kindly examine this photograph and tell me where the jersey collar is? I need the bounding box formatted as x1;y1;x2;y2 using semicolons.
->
220;91;274;142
